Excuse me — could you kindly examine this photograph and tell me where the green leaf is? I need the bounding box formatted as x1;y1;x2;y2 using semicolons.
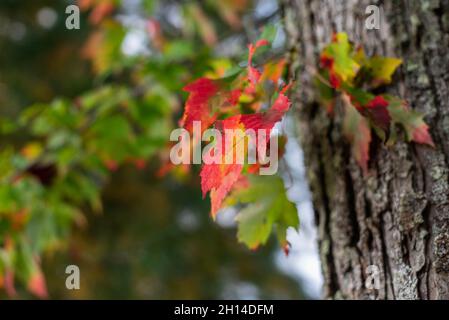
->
164;40;195;62
225;176;299;250
0;118;18;135
259;24;278;45
89;115;132;142
313;71;336;112
386;95;435;147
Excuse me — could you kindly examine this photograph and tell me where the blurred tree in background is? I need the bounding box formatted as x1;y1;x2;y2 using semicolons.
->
0;0;306;299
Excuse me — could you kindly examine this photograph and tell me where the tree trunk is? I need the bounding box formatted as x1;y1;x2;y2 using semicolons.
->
281;0;449;299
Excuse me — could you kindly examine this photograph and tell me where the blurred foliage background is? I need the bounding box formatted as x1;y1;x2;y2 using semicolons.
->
0;0;308;299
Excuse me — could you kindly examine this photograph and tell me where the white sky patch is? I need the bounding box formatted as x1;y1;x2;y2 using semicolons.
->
216;207;238;228
122;28;150;56
255;0;279;19
117;12;151;57
165;4;184;30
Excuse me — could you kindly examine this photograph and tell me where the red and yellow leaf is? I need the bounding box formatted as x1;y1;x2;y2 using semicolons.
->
320;32;359;86
180;78;219;132
200;116;244;216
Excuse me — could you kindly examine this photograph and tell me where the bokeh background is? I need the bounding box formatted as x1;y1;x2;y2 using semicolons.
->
0;0;322;299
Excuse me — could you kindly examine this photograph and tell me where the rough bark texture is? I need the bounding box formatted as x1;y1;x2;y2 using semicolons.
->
281;0;449;299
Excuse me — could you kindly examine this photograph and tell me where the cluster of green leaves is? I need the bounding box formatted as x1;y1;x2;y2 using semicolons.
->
0;83;173;297
315;32;434;173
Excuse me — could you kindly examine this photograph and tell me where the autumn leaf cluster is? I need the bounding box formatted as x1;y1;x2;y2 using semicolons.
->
316;33;434;173
179;38;299;252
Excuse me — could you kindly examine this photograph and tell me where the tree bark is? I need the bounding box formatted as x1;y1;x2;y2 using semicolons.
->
281;0;449;299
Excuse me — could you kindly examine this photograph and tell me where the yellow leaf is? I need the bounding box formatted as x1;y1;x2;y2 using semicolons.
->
367;56;402;87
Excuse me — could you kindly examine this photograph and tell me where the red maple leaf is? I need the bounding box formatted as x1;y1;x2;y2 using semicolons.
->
180;78;219;132
200;90;291;216
320;55;334;69
240;88;291;145
183;40;292;217
200;115;244;217
209;164;243;217
353;95;391;134
227;89;242;106
412;123;435;147
329;71;341;89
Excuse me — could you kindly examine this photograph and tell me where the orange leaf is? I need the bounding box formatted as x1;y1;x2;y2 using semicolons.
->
261;59;286;87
